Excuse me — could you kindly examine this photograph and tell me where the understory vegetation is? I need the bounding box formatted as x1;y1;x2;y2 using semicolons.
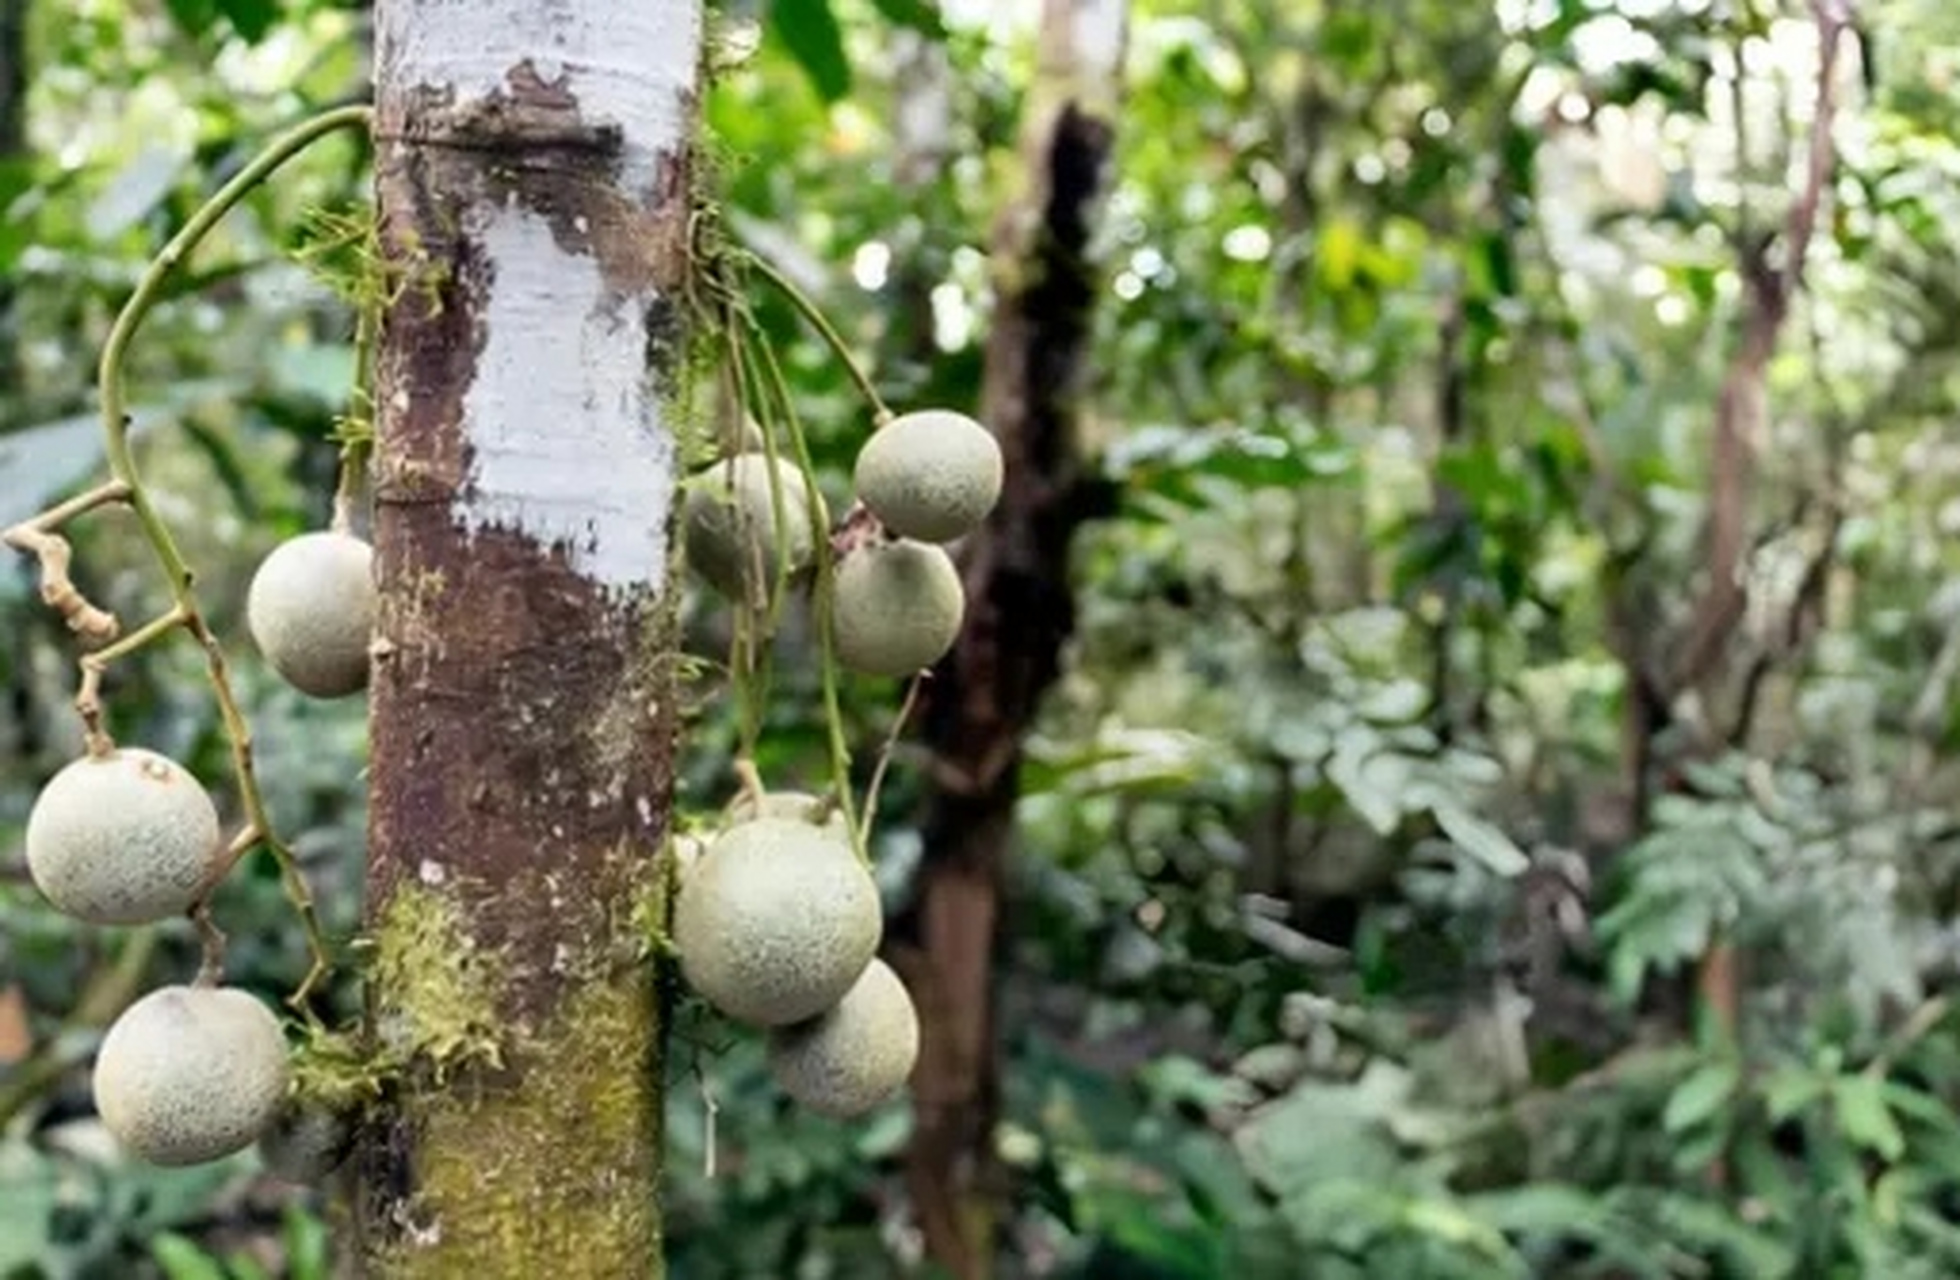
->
5;0;1960;1276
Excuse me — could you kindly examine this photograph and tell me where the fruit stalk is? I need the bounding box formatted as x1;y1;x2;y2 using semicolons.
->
73;603;191;754
1;479;132;643
744;250;892;426
87;103;368;1007
744;316;864;856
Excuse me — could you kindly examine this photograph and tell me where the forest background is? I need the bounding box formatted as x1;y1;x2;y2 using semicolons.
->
6;0;1960;1277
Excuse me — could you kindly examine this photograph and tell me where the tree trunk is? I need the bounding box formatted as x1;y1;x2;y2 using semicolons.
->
0;0;27;395
354;3;701;1273
889;4;1126;1276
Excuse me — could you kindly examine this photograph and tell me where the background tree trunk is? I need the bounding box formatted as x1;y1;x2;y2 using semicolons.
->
889;3;1127;1276
354;2;702;1273
0;0;28;395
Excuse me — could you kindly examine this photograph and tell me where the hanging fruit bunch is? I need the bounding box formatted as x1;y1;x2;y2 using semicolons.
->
5;102;1004;1175
674;382;1002;1115
667;244;1005;1119
3;108;376;1171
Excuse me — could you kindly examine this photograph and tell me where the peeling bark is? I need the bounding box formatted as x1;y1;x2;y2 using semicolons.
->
887;4;1127;1276
356;2;702;1273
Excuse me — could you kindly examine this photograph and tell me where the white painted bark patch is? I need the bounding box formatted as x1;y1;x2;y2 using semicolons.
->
460;205;673;593
377;0;701;196
375;0;703;594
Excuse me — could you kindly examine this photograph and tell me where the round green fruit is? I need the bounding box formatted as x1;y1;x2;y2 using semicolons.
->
683;453;826;602
853;409;1002;543
831;539;965;677
768;958;920;1118
673;817;881;1027
93;985;289;1167
247;531;375;699
25;748;222;925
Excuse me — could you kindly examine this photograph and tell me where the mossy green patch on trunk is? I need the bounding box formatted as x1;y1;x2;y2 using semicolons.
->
364;874;667;1278
369;882;508;1081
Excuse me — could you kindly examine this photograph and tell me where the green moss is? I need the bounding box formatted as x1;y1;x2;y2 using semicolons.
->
363;858;668;1278
290;1024;389;1114
369;884;507;1082
376;971;664;1275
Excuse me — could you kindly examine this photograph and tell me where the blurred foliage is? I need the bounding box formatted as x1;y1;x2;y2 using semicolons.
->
5;0;1960;1277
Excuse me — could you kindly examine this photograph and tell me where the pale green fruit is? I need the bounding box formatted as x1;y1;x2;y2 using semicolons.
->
257;1096;355;1184
683;453;826;601
94;985;289;1167
853;409;1002;543
831;539;965;677
26;749;222;925
769;958;919;1118
247;531;374;698
673;817;881;1026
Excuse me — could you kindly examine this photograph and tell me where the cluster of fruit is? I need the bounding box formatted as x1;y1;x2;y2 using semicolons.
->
683;408;1003;676
674;406;1002;1115
673;793;914;1117
20;529;374;1166
19;394;1001;1159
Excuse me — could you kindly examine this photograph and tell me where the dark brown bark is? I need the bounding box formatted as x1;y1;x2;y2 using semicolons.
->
887;9;1126;1277
353;24;694;1277
0;0;27;394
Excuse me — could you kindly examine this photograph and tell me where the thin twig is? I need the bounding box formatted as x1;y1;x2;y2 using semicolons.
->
331;307;377;535
745;315;864;860
743;250;893;426
859;673;927;848
190;900;228;987
73;604;192;755
2;481;133;644
89;103;370;1004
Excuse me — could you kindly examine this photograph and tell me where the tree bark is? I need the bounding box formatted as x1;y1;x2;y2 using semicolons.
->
0;0;28;394
355;3;701;1274
889;4;1126;1276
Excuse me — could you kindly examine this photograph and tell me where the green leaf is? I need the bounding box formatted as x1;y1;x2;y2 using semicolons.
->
216;0;280;41
163;0;219;37
1662;1059;1739;1134
867;0;946;37
1761;1066;1826;1123
1470;1184;1670;1279
0;1144;59;1276
283;1203;328;1279
1835;1073;1906;1161
152;1233;232;1280
1431;803;1529;877
769;0;853;102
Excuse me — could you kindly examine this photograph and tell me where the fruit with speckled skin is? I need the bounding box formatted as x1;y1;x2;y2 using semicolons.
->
853;409;1002;543
831;539;965;677
769;958;919;1117
25;749;222;925
673;817;880;1026
683;453;826;602
247;531;374;698
93;985;289;1167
